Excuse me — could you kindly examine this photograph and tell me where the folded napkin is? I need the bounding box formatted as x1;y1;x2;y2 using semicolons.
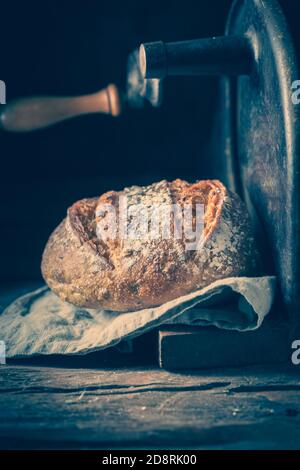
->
0;276;276;358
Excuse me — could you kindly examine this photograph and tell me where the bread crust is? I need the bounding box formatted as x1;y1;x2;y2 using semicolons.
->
41;179;260;311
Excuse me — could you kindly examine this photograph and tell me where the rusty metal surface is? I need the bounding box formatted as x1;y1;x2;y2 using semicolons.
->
225;0;300;325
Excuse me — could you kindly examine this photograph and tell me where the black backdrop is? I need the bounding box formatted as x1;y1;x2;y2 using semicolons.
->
0;0;298;283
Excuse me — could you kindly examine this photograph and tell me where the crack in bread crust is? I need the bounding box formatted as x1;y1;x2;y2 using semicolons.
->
41;179;260;311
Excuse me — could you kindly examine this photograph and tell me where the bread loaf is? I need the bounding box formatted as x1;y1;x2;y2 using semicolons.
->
41;179;260;311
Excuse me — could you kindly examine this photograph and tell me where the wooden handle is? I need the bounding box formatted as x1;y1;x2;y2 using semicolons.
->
0;84;122;132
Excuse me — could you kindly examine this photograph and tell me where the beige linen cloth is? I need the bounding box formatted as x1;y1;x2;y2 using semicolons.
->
0;276;276;357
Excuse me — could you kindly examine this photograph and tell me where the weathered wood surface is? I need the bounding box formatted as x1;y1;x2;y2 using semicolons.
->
1;364;300;449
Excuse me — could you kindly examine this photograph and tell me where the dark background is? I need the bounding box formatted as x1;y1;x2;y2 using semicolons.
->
0;0;299;283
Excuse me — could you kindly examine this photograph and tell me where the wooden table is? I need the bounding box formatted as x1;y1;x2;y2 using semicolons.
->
1;364;300;449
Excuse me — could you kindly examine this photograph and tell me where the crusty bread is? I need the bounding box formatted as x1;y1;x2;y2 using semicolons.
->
41;179;260;311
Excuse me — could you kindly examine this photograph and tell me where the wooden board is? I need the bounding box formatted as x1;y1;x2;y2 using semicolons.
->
159;318;290;370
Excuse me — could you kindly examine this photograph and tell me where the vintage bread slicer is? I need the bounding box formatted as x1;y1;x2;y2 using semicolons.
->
1;0;299;369
138;0;300;369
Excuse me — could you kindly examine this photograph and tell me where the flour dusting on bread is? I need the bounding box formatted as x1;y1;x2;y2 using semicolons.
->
42;179;260;311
